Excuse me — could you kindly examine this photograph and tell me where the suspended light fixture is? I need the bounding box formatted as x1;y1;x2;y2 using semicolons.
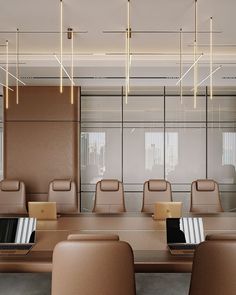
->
179;28;183;104
193;0;198;109
125;0;131;104
70;28;74;104
192;65;222;89
176;53;203;85
210;17;213;99
16;28;19;104
6;40;9;109
60;0;63;93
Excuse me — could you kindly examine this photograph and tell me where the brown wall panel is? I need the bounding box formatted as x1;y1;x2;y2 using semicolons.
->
5;121;78;193
5;86;80;121
4;86;81;210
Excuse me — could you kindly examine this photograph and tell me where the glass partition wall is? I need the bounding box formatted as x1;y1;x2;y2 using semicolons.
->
81;87;236;212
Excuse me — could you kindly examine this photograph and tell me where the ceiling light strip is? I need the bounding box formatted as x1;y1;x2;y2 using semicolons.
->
210;17;213;99
193;0;198;109
71;30;74;104
125;0;131;104
180;28;183;104
60;0;63;93
0;82;14;91
0;65;26;85
191;65;222;90
5;40;9;109
176;53;203;85
54;55;75;85
16;28;19;104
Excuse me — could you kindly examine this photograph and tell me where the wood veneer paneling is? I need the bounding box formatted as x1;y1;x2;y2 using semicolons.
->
4;86;80;209
5;86;79;121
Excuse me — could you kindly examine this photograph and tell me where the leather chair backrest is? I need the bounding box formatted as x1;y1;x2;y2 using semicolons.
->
52;240;136;295
48;180;77;214
190;179;223;213
142;179;172;213
206;234;236;241
189;240;236;295
67;234;119;241
0;180;27;214
93;179;125;213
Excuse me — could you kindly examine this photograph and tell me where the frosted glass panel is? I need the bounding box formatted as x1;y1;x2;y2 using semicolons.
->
0;124;3;180
208;96;236;121
166;123;206;183
123;124;164;183
81;96;121;121
208;124;236;184
123;96;164;121
81;125;122;184
166;96;206;122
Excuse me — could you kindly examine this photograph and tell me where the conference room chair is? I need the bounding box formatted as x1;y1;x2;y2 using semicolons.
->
206;233;236;241
51;240;136;295
0;180;27;214
67;234;119;241
189;240;236;295
48;179;77;214
190;179;223;213
93;179;126;213
141;179;172;213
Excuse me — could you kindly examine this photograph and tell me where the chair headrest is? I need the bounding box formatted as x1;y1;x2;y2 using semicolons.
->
196;180;215;191
52;180;71;191
148;180;167;191
100;180;119;191
1;180;20;191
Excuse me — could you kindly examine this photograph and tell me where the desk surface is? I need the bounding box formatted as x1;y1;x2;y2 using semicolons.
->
0;213;236;273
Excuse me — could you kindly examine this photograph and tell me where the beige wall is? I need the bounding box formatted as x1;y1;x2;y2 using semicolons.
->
4;86;80;209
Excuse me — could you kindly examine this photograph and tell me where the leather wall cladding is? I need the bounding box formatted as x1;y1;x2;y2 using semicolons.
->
4;86;80;208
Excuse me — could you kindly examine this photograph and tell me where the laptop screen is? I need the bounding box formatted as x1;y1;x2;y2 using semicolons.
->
0;218;36;244
166;217;205;244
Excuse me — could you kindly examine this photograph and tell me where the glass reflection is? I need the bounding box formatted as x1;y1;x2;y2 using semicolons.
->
81;132;105;183
145;132;164;171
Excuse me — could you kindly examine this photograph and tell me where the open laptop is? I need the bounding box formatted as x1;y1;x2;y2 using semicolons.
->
153;202;182;220
0;217;36;255
28;202;57;220
166;217;205;255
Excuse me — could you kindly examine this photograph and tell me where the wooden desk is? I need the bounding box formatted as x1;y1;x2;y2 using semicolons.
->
0;213;236;273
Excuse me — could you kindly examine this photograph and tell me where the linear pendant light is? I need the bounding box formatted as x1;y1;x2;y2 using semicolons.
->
125;0;131;104
71;29;74;104
6;40;9;109
179;28;183;104
193;65;222;89
193;0;198;109
16;28;19;104
60;0;63;93
210;17;213;99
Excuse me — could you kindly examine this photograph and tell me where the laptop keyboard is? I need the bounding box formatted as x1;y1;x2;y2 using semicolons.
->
0;245;31;250
169;244;197;250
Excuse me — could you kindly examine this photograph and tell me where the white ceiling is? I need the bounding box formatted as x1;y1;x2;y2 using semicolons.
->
0;0;236;89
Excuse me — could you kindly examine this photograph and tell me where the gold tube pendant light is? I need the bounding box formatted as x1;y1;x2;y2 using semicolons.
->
6;40;9;109
71;29;74;104
16;28;19;104
60;0;63;93
125;0;131;104
193;0;198;109
179;28;183;104
210;17;213;100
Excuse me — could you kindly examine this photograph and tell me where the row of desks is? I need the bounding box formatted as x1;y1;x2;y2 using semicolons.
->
0;212;236;273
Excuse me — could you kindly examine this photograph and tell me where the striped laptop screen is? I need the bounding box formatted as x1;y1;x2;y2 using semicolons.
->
166;217;205;244
0;218;36;244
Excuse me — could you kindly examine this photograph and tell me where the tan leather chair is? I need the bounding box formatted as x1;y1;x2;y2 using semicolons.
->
93;179;126;213
141;179;172;213
0;180;27;214
52;240;136;295
189;240;236;295
67;234;119;241
206;234;236;241
48;180;77;214
190;179;223;213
